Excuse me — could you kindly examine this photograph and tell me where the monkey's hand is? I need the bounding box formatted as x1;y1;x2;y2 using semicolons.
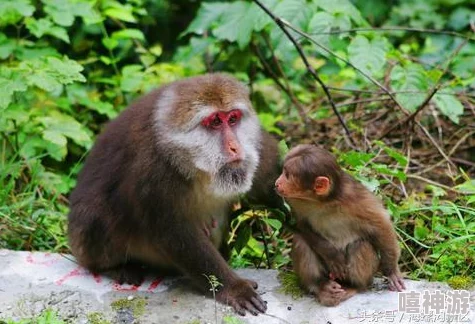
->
326;255;349;280
386;270;406;292
217;279;267;316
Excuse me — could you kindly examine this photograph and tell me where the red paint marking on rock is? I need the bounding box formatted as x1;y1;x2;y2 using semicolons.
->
147;278;163;292
56;267;83;285
26;252;59;266
112;283;140;292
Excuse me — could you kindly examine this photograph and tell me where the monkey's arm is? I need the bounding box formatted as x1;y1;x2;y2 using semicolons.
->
158;218;267;315
367;218;406;291
296;223;347;279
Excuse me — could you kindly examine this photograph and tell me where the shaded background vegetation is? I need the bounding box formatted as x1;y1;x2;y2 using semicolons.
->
0;0;474;285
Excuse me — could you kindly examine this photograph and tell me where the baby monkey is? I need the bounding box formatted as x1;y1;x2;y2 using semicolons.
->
275;144;405;306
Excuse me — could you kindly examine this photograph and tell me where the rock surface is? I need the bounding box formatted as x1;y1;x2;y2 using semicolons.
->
0;250;473;324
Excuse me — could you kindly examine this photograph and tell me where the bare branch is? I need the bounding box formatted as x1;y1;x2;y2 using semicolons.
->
253;0;356;148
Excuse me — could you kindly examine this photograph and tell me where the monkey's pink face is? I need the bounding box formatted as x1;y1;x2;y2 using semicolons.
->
201;109;244;164
154;84;261;198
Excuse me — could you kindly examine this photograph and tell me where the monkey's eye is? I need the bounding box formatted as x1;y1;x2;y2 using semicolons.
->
227;110;242;126
210;115;222;128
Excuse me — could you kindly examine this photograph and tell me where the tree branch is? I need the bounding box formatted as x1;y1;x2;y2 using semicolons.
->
253;0;356;148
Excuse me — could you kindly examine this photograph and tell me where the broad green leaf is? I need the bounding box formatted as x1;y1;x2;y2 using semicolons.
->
0;0;34;27
0;33;15;59
234;226;251;255
264;218;282;231
213;1;258;49
339;151;373;167
102;37;118;50
454;179;475;194
38;113;92;149
374;141;408;167
270;0;313;52
104;2;137;23
358;177;380;192
25;18;70;43
43;0;75;26
307;12;335;54
120;65;144;92
42;0;99;26
448;7;475;31
348;35;388;75
371;163;407;181
149;44;163;57
390;63;428;112
0;70;28;109
252;0;279;31
314;0;367;26
433;94;464;124
111;29;145;41
183;2;228;36
20;56;85;93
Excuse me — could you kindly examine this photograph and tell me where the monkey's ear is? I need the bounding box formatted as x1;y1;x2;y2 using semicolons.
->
314;176;330;196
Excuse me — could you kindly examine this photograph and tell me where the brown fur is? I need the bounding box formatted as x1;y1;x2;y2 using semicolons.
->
276;144;405;306
68;74;279;316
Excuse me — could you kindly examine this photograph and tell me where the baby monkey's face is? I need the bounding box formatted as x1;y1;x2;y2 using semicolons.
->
274;169;310;200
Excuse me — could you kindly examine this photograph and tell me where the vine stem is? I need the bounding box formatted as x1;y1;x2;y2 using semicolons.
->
253;0;356;148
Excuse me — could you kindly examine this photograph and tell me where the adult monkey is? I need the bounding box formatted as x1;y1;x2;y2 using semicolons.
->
68;74;278;315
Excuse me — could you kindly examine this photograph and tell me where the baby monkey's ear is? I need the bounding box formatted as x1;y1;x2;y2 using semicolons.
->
314;176;330;196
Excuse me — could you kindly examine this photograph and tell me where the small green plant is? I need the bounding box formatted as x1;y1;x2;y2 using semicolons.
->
204;274;223;324
2;309;65;324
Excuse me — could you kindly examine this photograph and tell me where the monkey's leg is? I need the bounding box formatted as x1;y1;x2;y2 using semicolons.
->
343;239;379;298
69;215;146;285
291;234;345;306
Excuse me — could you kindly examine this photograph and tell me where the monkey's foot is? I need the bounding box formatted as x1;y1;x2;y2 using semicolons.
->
217;279;267;316
317;280;345;306
104;263;146;286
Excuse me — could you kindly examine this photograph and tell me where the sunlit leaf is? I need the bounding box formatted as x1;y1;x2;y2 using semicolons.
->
433;94;464;124
348;35;389;75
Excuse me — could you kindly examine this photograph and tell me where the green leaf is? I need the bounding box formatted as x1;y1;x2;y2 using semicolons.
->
38;113;92;149
104;3;137;23
111;29;145;41
102;37;118;50
339;151;373;167
348;35;388;75
358;177;380;192
234;226;252;255
374;141;408;167
448;7;475;31
390;63;429;112
308;12;334;51
43;0;75;26
264;218;282;231
371;163;407;181
314;0;367;26
0;0;34;27
0;33;15;59
25;18;70;43
252;0;279;31
182;2;228;36
270;0;313;52
0;69;28;109
120;65;144;92
20;56;86;93
213;1;257;49
433;94;464;124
